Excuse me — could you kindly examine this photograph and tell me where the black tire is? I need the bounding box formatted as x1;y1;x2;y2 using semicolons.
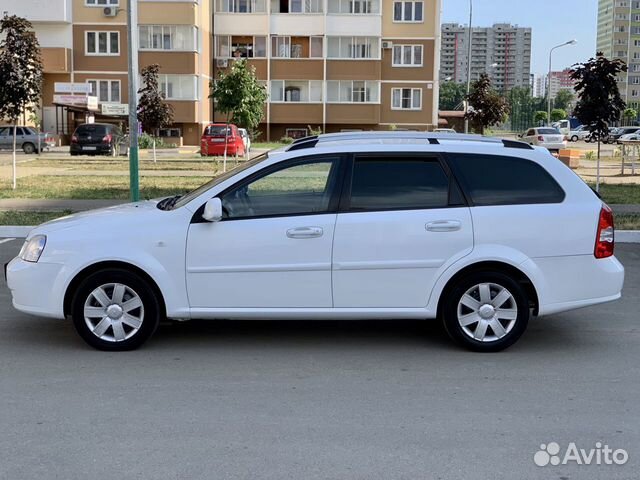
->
22;143;35;154
571;135;579;142
442;271;529;352
71;268;161;351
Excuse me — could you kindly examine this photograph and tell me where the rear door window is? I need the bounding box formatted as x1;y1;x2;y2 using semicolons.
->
347;157;451;211
447;154;565;206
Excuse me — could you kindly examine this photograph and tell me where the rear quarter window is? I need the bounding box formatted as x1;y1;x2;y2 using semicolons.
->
447;154;565;206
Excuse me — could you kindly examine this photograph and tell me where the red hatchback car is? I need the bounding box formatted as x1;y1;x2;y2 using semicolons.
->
201;123;246;157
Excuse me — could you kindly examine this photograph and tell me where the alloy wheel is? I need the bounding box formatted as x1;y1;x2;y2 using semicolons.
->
83;283;145;342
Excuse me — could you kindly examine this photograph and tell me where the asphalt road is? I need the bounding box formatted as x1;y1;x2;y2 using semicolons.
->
0;238;638;480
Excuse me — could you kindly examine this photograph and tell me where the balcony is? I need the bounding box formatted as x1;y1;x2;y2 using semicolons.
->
270;103;323;123
0;0;71;23
270;15;324;35
325;15;381;36
326;103;380;124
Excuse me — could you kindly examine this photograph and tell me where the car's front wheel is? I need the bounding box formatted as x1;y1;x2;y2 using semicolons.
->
442;271;529;352
71;268;161;351
22;143;36;154
571;135;579;142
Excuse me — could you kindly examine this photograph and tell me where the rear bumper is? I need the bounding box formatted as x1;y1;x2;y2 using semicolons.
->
200;142;242;156
523;255;625;316
540;142;567;151
70;144;112;155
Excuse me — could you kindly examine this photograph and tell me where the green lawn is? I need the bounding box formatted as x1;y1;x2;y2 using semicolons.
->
0;210;74;226
0;175;211;200
589;183;640;204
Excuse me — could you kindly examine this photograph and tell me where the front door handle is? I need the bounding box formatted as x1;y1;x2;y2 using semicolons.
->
286;226;323;239
426;220;462;232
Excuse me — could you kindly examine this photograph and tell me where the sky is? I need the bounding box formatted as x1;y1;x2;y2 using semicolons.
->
441;0;599;75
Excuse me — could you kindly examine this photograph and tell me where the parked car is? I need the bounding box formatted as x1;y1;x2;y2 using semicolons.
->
607;126;640;144
201;123;246;157
585;127;616;144
520;127;567;152
619;132;640;141
433;128;457;134
6;132;624;352
0;126;55;154
238;128;251;153
552;120;571;137
70;123;124;157
568;125;589;142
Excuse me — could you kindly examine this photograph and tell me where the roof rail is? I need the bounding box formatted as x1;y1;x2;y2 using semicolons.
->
285;131;533;151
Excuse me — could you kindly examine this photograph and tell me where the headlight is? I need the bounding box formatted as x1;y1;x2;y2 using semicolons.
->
19;235;47;263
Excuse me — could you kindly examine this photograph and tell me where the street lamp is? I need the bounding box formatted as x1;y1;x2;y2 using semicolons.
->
464;0;473;134
547;40;577;126
127;0;140;202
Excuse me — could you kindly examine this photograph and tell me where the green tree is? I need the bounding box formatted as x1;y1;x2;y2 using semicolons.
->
138;64;174;163
438;81;466;111
534;111;548;125
570;52;627;191
623;107;638;125
554;89;574;112
465;73;510;133
551;108;567;122
0;14;43;189
210;59;267;166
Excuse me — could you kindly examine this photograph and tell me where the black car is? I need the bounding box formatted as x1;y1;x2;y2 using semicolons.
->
70;123;124;156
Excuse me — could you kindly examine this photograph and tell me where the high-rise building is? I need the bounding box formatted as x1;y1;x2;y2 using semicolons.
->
596;0;640;109
440;23;532;93
213;0;441;140
548;69;576;100
533;73;547;98
0;0;214;145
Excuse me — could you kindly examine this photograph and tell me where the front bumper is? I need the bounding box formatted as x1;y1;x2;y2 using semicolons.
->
6;257;66;319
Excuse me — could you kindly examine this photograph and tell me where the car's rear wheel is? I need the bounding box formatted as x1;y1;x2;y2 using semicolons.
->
71;268;161;351
571;135;579;142
22;143;36;154
442;271;529;352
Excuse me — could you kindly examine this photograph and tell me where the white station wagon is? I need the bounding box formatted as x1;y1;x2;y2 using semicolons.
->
6;133;624;352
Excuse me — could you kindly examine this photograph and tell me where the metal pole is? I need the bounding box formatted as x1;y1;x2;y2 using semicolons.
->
464;0;472;134
547;48;554;127
127;0;140;202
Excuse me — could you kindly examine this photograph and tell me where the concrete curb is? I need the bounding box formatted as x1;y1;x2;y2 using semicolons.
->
2;226;640;243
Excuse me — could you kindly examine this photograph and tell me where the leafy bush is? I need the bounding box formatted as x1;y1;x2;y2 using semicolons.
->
138;133;167;149
280;136;295;144
584;150;596;160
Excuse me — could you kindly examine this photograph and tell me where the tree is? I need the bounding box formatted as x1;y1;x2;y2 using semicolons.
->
465;73;510;133
534;111;548;126
551;108;567;123
554;89;574;112
570;52;627;191
439;81;466;111
137;64;174;163
0;14;43;189
210;59;267;168
623;107;638;125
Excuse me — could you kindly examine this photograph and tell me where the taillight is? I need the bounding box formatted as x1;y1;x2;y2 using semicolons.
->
102;134;112;143
71;134;79;144
537;135;545;141
594;204;615;259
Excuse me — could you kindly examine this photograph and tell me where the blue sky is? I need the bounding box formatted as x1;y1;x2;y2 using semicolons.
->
441;0;598;74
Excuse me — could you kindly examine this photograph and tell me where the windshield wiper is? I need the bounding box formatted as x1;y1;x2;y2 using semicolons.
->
157;195;182;211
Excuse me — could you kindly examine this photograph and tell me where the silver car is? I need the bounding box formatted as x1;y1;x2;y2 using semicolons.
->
520;127;567;152
568;125;589;142
0;126;55;154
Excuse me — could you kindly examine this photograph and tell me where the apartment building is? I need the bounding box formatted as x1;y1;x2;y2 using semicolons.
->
440;23;531;93
597;0;640;110
213;0;441;140
0;0;213;145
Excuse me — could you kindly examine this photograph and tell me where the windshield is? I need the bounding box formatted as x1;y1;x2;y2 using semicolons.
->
538;128;560;135
171;153;269;210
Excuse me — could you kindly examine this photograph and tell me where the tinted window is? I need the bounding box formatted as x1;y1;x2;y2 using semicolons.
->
448;154;565;206
537;128;560;135
222;157;340;219
349;158;450;211
76;125;108;135
205;125;234;137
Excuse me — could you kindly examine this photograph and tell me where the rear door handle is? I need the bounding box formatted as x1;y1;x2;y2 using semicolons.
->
426;220;462;232
286;226;323;239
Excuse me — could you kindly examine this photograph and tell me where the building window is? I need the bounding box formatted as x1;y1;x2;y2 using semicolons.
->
327;80;380;103
327;36;380;59
392;45;423;66
85;31;120;56
158;128;182;138
158;75;199;100
272;0;323;13
87;80;121;103
270;80;323;102
327;0;380;13
85;0;118;5
391;87;421;110
286;128;308;139
215;0;267;13
216;35;267;58
139;26;197;51
393;1;423;22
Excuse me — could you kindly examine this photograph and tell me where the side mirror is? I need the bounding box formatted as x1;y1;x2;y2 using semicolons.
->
202;198;223;222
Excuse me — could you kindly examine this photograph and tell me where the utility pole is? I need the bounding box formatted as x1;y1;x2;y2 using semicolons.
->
464;0;473;134
127;0;140;202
